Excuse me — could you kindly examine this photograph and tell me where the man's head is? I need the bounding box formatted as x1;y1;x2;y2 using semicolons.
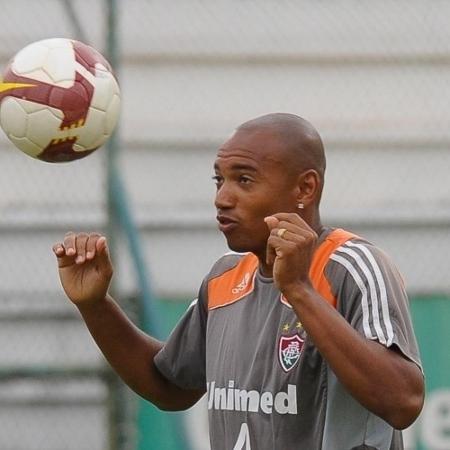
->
214;112;326;255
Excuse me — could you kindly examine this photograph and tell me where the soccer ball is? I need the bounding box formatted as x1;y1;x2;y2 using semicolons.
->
0;38;120;162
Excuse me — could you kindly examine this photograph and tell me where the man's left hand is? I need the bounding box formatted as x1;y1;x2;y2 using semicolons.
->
264;213;318;293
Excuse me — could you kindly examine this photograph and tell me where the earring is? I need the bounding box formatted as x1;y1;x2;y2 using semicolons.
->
297;202;304;209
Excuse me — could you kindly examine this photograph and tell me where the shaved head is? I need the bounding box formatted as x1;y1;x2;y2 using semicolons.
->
214;112;326;250
237;113;326;178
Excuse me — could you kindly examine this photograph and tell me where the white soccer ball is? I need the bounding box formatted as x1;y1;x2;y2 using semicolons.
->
0;38;120;162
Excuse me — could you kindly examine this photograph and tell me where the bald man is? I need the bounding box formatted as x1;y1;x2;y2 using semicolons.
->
53;113;424;450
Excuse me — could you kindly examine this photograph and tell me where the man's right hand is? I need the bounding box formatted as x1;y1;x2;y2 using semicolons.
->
53;232;113;306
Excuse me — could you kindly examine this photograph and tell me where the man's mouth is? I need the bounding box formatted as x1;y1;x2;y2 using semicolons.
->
216;215;239;233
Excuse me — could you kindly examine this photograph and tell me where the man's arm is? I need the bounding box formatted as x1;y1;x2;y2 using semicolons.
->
265;214;424;429
53;232;204;411
285;283;423;429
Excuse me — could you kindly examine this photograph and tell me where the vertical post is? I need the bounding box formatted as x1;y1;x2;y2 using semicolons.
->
104;2;132;450
105;0;120;236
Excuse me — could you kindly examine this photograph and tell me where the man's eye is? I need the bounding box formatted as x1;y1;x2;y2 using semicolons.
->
212;175;222;185
239;176;252;184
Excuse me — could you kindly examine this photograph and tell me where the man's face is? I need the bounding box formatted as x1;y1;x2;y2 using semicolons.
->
213;127;299;256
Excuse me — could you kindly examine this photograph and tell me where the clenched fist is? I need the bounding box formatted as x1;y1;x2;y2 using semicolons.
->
53;232;113;306
264;213;317;293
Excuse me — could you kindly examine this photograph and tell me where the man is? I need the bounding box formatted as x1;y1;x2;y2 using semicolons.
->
53;113;424;450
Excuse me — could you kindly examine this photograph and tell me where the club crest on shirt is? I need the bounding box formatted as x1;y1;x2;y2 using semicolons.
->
278;334;304;372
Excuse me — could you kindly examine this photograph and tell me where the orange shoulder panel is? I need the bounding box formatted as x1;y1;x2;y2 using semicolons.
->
309;228;358;307
208;253;259;310
208;229;357;311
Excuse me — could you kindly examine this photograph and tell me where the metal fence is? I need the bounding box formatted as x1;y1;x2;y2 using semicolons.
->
0;1;449;450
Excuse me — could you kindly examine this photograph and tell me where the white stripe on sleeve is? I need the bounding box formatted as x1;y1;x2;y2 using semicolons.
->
329;253;377;341
346;242;394;346
335;246;387;345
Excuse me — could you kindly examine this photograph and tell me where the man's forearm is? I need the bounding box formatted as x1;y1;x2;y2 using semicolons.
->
76;294;203;410
284;283;424;429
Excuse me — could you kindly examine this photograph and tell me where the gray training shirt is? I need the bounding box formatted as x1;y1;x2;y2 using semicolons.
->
154;228;422;450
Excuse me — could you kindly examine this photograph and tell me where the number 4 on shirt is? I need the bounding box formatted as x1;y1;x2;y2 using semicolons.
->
233;423;251;450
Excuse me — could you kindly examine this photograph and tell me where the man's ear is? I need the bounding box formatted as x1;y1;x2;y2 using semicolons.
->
296;169;322;207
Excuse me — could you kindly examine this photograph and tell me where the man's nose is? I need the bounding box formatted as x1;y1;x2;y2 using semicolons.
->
214;182;236;209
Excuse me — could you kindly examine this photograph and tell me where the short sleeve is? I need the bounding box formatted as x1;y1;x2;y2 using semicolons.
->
326;239;422;370
154;281;208;390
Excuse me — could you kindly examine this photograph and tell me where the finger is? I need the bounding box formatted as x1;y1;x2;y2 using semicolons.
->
264;216;279;231
95;236;111;264
270;228;295;241
272;226;315;252
52;242;76;268
52;242;65;257
265;217;279;264
281;232;308;248
96;236;107;253
95;237;113;277
271;220;313;238
86;233;101;260
266;234;277;266
63;232;76;256
267;235;297;259
269;223;301;244
75;233;89;264
268;212;307;227
270;226;296;239
266;229;300;263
